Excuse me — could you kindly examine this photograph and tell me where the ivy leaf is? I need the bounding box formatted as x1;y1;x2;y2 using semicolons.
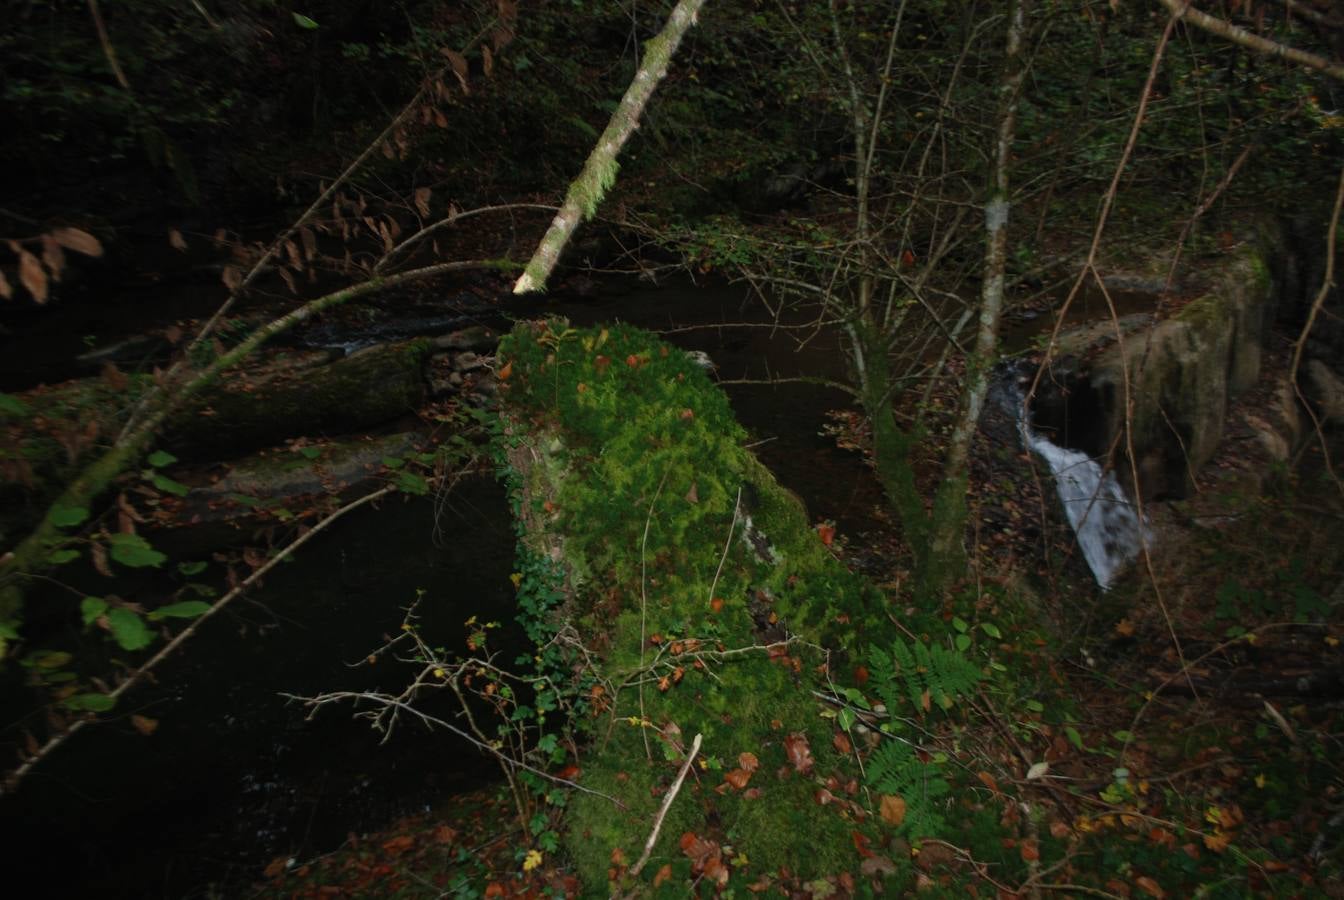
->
108;533;167;568
146;450;178;468
47;548;81;565
50;505;89;528
108;608;154;650
66;693;116;712
148;601;211;621
81;596;108;625
150;473;190;496
396;471;429;495
292;12;320;29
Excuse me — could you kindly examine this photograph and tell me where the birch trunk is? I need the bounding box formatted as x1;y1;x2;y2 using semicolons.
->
512;0;708;294
923;0;1028;590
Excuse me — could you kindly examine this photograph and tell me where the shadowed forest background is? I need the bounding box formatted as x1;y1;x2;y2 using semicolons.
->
2;1;1344;896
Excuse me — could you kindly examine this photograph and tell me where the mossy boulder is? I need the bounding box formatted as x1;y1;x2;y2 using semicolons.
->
1083;247;1274;498
495;320;932;894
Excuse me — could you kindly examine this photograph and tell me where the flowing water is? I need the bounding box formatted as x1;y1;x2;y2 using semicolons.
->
1011;379;1151;589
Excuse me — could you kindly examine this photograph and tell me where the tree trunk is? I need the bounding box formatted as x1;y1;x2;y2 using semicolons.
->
924;0;1028;591
512;0;708;294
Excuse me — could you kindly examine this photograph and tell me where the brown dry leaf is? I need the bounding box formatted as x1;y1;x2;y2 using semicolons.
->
1049;820;1072;840
18;248;47;303
1020;839;1039;862
298;226;317;261
440;47;470;93
879;794;906;827
703;857;729;886
1135;875;1166;898
285;239;303;271
382;834;415;856
263;856;288;879
653;863;673;888
168;228;188;251
51;227;103;257
1115;618;1136;637
784;732;814;774
833;731;852;754
164;324;183;344
1203;831;1231;853
41;235;66;282
433;825;458;845
433;107;448;128
738;751;759;773
278;267;297;295
221;265;242;291
860;855;897;877
976;770;1000;794
482;44;494;77
685;481;698;504
90;542;113;578
414;187;432;218
724;768;752;790
0;268;12;300
130;714;159;736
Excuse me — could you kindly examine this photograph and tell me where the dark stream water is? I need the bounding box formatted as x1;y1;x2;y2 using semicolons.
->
1;275;885;897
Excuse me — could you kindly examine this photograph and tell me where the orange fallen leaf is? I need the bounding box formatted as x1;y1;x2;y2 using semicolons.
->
497;360;513;380
817;522;835;546
710;597;724;613
738;751;759;772
1135;875;1166;898
833;731;852;754
1020;839;1039;862
976;771;1000;794
879;794;907;827
724;768;753;790
653;863;673;887
130;714;159;736
784;733;814;774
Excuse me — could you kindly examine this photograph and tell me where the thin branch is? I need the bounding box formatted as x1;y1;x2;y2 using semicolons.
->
622;732;703;887
1157;0;1344;81
87;0;131;91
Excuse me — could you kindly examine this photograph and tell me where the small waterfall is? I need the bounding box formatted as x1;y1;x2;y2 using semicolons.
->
1009;382;1151;589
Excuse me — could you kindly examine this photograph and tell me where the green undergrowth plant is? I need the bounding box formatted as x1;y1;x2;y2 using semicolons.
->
492;319;1007;894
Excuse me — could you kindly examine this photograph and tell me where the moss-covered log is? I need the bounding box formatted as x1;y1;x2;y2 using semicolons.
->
495;320;917;892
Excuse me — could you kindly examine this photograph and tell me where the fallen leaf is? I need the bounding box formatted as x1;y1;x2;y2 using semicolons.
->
976;771;1000;794
1115;618;1135;637
1020;839;1039;862
685;481;699;503
784;732;814;774
710;597;724;613
860;855;897;877
382;834;415;856
1135;875;1165;898
725;768;752;790
817;522;835;546
130;714;158;736
433;825;458;844
738;751;759;772
833;731;852;754
653;863;673;887
879;794;906;827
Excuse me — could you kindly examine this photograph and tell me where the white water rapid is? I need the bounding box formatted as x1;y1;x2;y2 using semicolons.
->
1016;395;1151;589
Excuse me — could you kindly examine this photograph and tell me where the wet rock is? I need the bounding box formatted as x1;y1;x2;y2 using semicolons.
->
452;351;487;373
430;325;499;353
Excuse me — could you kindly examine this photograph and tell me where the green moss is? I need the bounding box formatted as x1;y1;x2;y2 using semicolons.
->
496;320;909;891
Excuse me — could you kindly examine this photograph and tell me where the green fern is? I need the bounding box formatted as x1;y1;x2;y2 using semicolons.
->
870;637;981;713
865;739;950;837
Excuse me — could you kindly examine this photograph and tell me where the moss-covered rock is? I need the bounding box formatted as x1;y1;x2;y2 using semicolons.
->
495;320;912;893
1085;246;1274;498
